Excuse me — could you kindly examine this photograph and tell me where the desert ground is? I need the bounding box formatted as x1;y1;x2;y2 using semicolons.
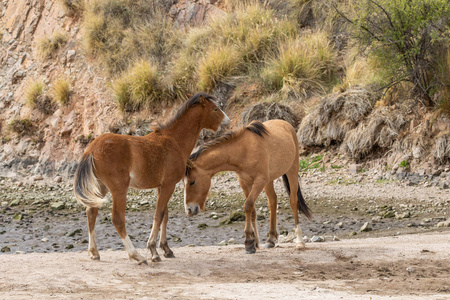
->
1;170;449;299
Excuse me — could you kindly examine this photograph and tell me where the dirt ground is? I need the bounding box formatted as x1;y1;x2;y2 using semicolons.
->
1;232;449;299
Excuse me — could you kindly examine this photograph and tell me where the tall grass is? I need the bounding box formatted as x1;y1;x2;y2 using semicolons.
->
52;78;71;105
37;31;68;59
25;80;44;107
261;31;336;97
112;60;168;112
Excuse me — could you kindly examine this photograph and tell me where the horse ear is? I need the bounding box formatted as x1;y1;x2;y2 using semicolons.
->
185;159;194;176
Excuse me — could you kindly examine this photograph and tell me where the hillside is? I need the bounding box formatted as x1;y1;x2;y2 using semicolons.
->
0;0;449;182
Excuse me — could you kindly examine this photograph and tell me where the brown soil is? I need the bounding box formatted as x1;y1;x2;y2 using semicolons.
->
1;232;449;299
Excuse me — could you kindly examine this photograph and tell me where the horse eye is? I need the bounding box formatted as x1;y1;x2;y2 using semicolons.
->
214;108;218;112
189;180;195;186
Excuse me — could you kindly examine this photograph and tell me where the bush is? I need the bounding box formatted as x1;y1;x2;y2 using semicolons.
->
25;80;44;107
112;60;168;112
52;78;71;105
261;31;336;97
9;119;34;136
37;31;68;59
338;0;450;104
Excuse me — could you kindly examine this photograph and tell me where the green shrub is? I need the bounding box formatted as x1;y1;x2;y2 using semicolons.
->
112;60;167;112
52;78;71;105
340;0;450;104
37;31;68;59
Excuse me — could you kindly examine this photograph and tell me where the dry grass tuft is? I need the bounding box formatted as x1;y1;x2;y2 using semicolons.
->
112;60;168;112
298;87;374;147
25;80;44;107
57;0;84;17
434;131;450;163
52;78;71;105
37;31;68;60
341;107;407;159
8;118;34;136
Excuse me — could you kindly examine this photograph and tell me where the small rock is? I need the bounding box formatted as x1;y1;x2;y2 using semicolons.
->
1;246;11;253
436;219;450;228
218;240;227;246
65;244;74;250
54;176;63;183
9;199;20;207
383;211;396;218
12;213;22;221
15;251;26;255
360;222;372;232
349;164;362;175
67;49;76;61
406;267;415;273
197;223;208;229
41;238;49;242
211;215;218;220
171;236;182;242
395;212;411;219
33;175;44;181
228;238;236;244
334;222;343;229
278;232;296;243
349;231;357;236
439;181;449;189
310;235;325;243
67;229;82;237
51;202;65;210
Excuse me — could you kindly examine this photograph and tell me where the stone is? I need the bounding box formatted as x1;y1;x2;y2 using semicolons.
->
439;181;449;189
406;267;415;273
197;223;208;229
67;50;76;62
436;220;450;228
241;102;299;128
218;240;227;246
334;221;343;229
1;246;11;253
33;175;44;181
360;222;372;232
228;238;236;244
12;213;22;220
310;235;325;242
65;244;74;250
395;212;411;219
349;164;362;175
51;202;65;210
278;232;296;243
349;231;357;236
383;211;396;218
9;199;20;207
41;238;49;242
332;236;340;241
54;176;63;183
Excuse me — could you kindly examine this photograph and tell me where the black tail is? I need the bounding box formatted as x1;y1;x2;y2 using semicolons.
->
282;174;312;220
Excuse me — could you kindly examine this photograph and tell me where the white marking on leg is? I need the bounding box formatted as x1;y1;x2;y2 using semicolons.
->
88;231;97;251
121;235;137;257
295;224;305;248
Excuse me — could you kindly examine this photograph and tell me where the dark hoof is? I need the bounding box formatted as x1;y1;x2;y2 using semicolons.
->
152;256;162;262
164;251;175;258
138;259;148;265
245;249;256;254
264;242;275;248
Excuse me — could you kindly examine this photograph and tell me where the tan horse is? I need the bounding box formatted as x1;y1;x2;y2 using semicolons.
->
185;119;311;253
74;93;230;264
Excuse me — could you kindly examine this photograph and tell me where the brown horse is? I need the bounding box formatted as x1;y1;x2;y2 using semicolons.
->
74;93;230;264
185;119;311;253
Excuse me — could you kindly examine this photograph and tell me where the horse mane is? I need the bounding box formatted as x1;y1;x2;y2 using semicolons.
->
188;121;269;163
154;93;216;132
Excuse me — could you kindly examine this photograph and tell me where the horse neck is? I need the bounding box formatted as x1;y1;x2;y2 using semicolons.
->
196;140;241;176
164;107;203;159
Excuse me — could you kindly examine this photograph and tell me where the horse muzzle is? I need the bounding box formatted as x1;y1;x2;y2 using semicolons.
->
186;204;200;217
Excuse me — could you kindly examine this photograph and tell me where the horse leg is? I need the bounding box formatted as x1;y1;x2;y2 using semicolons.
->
286;168;305;249
264;181;278;248
238;178;259;250
146;184;175;262
85;183;107;260
243;179;265;254
111;190;147;264
159;208;174;258
86;207;100;260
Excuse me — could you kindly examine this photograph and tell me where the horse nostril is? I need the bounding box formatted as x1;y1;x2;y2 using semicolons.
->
187;208;192;216
194;206;200;215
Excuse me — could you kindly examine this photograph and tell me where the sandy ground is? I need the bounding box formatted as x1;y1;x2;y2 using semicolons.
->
1;231;449;299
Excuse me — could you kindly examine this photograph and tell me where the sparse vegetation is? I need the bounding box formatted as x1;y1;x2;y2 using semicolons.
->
9;119;34;136
37;31;68;59
112;60;167;112
58;0;84;16
299;155;323;171
52;78;71;105
25;80;44;107
399;160;409;169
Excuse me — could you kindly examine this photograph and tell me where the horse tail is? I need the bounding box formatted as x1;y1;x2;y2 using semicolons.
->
73;153;106;208
282;174;312;220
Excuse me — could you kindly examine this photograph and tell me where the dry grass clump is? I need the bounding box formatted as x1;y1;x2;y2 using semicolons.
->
25;80;44;107
341;107;407;159
262;31;336;97
58;0;84;17
112;60;168;112
298;87;374;147
37;31;68;59
52;78;71;105
8;118;34;136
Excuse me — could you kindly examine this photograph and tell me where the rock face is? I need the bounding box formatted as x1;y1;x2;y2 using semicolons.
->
169;0;225;28
241;102;299;128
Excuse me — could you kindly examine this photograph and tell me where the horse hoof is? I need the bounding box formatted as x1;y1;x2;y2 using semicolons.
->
295;242;306;250
90;256;100;260
152;256;162;262
164;251;175;258
245;248;256;254
264;242;275;248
